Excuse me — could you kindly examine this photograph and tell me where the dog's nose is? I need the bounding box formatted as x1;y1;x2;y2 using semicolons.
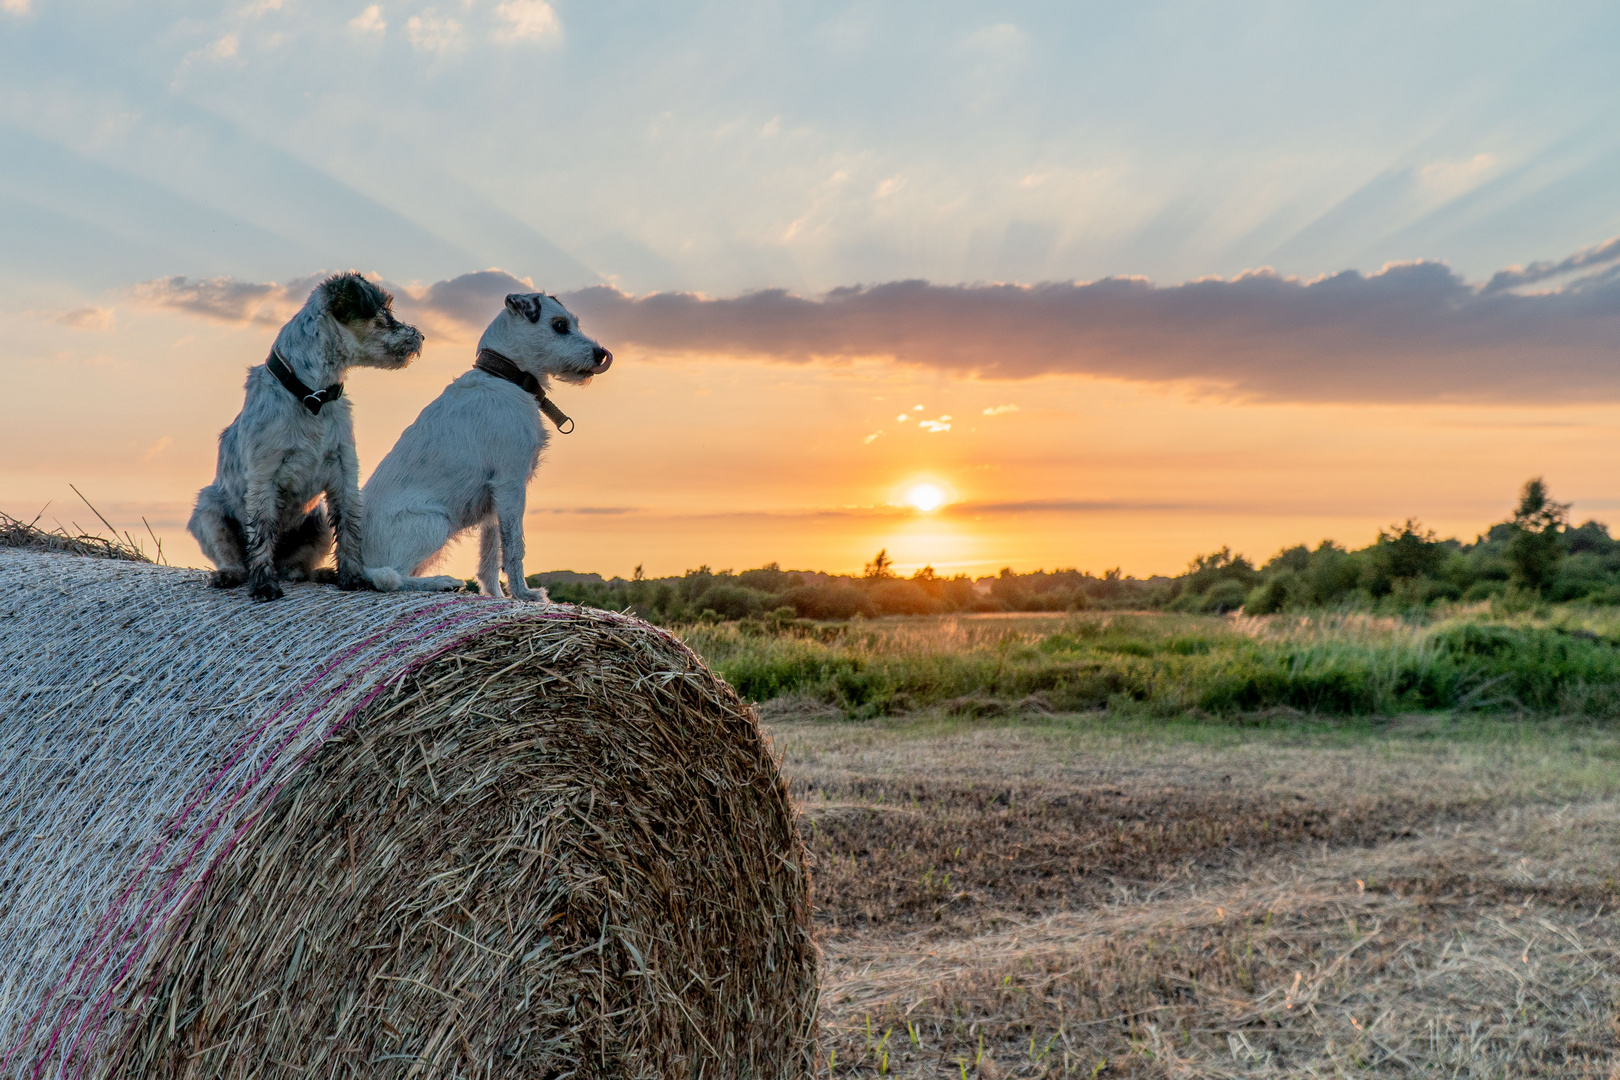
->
589;347;613;375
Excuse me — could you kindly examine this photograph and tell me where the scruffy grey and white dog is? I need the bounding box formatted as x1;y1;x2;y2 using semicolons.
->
188;273;423;601
361;292;612;599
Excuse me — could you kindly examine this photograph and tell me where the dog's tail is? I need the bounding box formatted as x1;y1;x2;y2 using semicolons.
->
364;566;405;592
365;566;463;593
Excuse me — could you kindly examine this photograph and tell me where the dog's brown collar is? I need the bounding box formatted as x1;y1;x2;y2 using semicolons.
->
473;348;574;434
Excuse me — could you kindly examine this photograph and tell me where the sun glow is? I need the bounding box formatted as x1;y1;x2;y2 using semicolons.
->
906;483;947;512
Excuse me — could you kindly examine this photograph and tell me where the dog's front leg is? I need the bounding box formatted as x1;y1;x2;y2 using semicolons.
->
477;519;504;598
493;486;547;602
242;476;284;602
325;443;368;591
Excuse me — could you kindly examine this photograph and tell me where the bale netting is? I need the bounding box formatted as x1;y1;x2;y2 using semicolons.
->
0;549;817;1079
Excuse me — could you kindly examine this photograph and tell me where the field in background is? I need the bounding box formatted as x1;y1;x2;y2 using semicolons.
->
768;712;1620;1077
681;608;1620;721
669;611;1620;1076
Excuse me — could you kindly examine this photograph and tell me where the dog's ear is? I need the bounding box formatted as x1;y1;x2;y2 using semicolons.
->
327;274;384;323
506;293;544;323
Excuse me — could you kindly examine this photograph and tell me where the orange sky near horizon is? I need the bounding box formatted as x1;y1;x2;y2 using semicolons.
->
4;302;1619;582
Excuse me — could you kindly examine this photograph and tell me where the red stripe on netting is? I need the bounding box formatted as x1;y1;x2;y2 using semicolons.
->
4;597;471;1078
97;611;557;1077
67;603;574;1080
52;603;491;1080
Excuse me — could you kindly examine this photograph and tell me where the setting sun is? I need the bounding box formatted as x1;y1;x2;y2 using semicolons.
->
906;483;947;512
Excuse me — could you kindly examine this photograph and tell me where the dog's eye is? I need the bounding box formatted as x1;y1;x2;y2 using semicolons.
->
551;317;570;335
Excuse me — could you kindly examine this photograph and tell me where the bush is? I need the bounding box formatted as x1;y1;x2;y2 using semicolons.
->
868;579;944;616
692;584;771;620
738;564;803;594
779;582;877;620
1200;579;1249;614
1244;577;1288;615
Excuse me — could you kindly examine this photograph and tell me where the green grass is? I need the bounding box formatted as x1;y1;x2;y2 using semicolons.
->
677;607;1620;720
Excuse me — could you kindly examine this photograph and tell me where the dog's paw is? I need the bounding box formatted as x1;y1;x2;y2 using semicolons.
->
335;569;371;592
309;567;339;585
249;578;285;602
210;568;247;589
507;585;550;603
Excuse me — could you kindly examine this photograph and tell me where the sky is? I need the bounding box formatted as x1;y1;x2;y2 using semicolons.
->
3;1;1620;579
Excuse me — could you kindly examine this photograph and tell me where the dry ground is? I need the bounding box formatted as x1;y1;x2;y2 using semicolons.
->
766;713;1620;1077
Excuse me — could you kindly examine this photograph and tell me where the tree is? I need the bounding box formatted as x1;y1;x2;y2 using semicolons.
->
1506;477;1569;592
863;548;896;579
1372;520;1444;582
1183;547;1257;595
1565;520;1616;556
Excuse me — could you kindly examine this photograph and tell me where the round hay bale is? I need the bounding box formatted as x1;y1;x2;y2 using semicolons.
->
0;550;816;1078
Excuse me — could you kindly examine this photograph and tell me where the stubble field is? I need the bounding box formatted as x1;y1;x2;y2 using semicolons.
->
711;613;1620;1077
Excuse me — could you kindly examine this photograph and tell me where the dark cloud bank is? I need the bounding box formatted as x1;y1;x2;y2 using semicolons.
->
135;240;1620;404
131;274;325;325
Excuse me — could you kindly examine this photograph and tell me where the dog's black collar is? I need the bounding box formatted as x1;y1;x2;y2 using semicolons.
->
474;348;574;434
267;350;344;416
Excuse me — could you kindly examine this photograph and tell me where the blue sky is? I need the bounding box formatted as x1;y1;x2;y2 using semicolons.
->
4;2;1620;576
5;1;1619;301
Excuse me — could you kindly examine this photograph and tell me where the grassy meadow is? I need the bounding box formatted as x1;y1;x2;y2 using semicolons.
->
678;605;1620;722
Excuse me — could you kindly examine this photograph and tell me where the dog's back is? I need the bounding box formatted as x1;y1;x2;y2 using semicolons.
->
362;370;546;563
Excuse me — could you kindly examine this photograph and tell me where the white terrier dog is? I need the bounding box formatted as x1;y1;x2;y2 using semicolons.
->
188;273;423;601
361;292;612;599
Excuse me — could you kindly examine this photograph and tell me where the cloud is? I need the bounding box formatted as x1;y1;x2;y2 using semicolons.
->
1483;236;1620;294
1;0;30;14
494;0;561;43
349;4;386;34
982;404;1019;416
402;268;534;327
1416;153;1496;197
205;33;240;61
406;10;462;52
122;240;1620;404
56;307;114;331
962;23;1028;55
554;243;1620;403
130;274;321;324
127;269;533;337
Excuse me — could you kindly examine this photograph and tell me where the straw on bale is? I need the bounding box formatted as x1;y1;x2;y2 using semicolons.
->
1;509;152;562
0;549;816;1078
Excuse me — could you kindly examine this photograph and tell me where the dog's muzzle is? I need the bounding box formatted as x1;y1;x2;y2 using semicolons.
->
587;348;612;376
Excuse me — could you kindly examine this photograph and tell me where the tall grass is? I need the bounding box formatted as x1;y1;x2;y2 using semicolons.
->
678;608;1620;719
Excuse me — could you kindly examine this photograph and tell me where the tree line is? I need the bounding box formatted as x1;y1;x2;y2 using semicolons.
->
535;478;1615;623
